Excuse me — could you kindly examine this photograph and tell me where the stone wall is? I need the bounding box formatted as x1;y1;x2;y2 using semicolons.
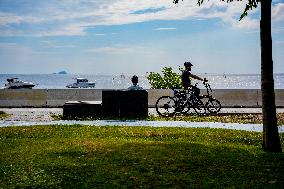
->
0;89;283;107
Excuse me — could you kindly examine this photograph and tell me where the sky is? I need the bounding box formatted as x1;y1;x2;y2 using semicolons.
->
0;0;283;75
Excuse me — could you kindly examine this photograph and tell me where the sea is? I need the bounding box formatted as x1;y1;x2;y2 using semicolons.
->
0;74;284;89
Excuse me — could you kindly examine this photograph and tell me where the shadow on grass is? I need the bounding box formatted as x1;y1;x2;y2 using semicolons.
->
4;142;281;189
1;126;284;188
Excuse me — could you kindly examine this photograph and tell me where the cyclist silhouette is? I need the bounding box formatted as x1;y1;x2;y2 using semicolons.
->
181;61;207;97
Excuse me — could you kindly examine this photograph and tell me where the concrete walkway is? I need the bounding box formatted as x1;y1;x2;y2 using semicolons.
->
1;107;284;121
1;108;284;133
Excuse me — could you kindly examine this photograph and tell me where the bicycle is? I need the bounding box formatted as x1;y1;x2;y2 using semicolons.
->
155;86;206;117
200;81;222;114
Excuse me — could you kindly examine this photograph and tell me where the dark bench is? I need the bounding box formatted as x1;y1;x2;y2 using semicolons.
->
102;90;148;118
63;101;102;119
63;90;148;119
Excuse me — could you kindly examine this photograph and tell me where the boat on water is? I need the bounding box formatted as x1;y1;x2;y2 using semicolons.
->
66;78;96;88
4;78;36;89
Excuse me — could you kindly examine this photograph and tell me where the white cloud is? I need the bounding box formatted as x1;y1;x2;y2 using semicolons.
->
228;16;259;29
86;45;151;54
37;23;86;37
0;43;33;54
0;0;282;36
0;22;86;37
40;40;75;48
0;12;47;25
272;3;284;21
275;40;284;45
273;26;284;33
155;28;177;30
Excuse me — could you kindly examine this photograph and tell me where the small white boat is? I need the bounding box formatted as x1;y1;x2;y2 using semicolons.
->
4;78;36;89
66;78;96;88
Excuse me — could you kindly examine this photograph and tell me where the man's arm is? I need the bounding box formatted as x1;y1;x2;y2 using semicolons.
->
190;74;205;81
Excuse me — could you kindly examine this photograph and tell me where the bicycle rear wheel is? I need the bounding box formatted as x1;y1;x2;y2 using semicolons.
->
155;96;176;117
206;98;221;113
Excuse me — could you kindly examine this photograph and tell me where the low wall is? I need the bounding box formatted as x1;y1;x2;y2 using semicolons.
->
0;89;47;107
0;89;283;108
46;89;102;107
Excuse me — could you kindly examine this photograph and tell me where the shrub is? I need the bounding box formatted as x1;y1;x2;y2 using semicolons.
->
147;67;183;89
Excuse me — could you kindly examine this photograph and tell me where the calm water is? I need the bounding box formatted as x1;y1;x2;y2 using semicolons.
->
0;74;284;89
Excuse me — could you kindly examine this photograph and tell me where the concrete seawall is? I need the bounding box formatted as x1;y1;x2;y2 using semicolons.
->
0;89;283;108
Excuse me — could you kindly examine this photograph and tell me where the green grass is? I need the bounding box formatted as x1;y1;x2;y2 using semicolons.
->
53;113;284;125
149;113;284;125
0;125;284;188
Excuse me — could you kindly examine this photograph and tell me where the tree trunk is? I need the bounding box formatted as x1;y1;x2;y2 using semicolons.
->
260;0;282;152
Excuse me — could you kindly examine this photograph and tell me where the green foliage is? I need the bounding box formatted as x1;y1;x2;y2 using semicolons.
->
0;111;9;119
173;0;260;21
147;67;183;89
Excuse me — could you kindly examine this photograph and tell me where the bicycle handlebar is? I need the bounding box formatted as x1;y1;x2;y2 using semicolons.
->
203;78;208;85
202;80;212;93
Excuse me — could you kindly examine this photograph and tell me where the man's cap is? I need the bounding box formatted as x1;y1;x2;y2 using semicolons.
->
184;62;193;67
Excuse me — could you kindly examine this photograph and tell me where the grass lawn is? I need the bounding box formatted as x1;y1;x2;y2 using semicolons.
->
54;113;284;126
0;125;284;188
148;113;284;125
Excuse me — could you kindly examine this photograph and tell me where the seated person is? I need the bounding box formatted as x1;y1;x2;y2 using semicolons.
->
128;75;143;90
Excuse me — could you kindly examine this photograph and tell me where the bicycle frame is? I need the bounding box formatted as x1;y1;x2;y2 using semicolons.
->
172;88;206;114
155;82;220;117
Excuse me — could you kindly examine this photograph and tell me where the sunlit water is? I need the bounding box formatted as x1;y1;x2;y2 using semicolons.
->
0;74;283;89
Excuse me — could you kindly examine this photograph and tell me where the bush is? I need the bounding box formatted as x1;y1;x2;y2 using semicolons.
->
147;67;183;89
0;111;9;119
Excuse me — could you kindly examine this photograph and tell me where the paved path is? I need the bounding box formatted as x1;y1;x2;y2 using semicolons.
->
0;108;62;122
1;108;284;133
1;108;284;122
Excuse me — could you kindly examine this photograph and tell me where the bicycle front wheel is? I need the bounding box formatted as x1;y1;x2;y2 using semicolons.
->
206;98;221;113
155;96;176;117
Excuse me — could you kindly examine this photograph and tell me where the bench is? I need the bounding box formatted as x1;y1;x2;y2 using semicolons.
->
63;101;102;119
63;90;148;119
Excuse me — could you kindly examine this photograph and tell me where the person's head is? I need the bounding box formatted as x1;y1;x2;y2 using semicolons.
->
184;61;193;71
131;75;138;85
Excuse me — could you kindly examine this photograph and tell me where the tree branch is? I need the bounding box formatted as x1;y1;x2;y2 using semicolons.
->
173;0;260;20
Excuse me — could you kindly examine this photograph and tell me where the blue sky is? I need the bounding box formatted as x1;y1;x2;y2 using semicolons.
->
0;0;283;75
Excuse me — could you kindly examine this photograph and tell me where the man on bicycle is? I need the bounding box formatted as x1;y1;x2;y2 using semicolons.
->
182;61;207;97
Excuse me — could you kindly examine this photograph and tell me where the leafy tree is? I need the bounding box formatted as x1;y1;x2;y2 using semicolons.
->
173;0;282;152
147;67;182;89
